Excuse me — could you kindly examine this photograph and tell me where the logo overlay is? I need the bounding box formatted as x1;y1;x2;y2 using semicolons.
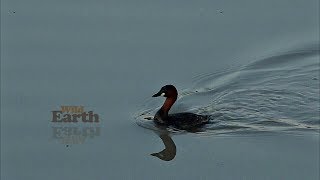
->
51;106;101;146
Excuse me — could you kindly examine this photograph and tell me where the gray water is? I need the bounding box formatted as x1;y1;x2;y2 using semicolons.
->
136;43;319;134
1;0;319;180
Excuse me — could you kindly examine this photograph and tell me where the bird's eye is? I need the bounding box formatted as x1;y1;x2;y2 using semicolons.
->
160;92;165;96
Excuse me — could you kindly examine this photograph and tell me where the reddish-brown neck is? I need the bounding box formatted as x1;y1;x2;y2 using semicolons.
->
161;97;177;113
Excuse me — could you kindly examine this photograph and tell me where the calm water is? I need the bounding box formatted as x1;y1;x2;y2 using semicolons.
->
1;0;319;180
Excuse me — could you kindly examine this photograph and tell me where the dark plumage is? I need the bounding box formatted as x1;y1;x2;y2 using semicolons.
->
152;85;209;130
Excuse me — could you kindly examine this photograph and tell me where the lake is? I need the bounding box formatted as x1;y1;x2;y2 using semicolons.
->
1;0;319;179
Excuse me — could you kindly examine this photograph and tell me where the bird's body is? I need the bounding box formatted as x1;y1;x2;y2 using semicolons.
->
152;85;209;130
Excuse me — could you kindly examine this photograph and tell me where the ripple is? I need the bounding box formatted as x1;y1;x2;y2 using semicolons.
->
134;43;320;135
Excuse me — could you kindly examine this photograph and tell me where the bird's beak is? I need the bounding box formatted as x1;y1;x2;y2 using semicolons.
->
152;90;166;97
152;91;161;97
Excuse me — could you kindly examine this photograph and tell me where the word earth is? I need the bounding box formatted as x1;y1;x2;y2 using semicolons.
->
52;106;99;123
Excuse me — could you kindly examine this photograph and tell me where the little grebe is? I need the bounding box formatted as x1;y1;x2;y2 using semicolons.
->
152;85;209;129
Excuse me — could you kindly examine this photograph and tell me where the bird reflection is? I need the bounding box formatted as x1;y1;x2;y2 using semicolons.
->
150;132;176;161
148;123;205;161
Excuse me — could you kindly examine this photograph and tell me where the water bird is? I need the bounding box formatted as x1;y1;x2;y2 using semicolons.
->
152;85;209;130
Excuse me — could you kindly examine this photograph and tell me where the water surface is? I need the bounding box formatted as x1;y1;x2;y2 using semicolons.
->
1;0;319;179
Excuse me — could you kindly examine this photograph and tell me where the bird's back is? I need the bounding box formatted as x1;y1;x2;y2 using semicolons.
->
167;113;209;130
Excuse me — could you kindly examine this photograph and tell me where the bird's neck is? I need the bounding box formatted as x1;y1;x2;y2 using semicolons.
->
161;97;177;114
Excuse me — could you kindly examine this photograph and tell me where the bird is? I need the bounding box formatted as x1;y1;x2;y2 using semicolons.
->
152;85;210;130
